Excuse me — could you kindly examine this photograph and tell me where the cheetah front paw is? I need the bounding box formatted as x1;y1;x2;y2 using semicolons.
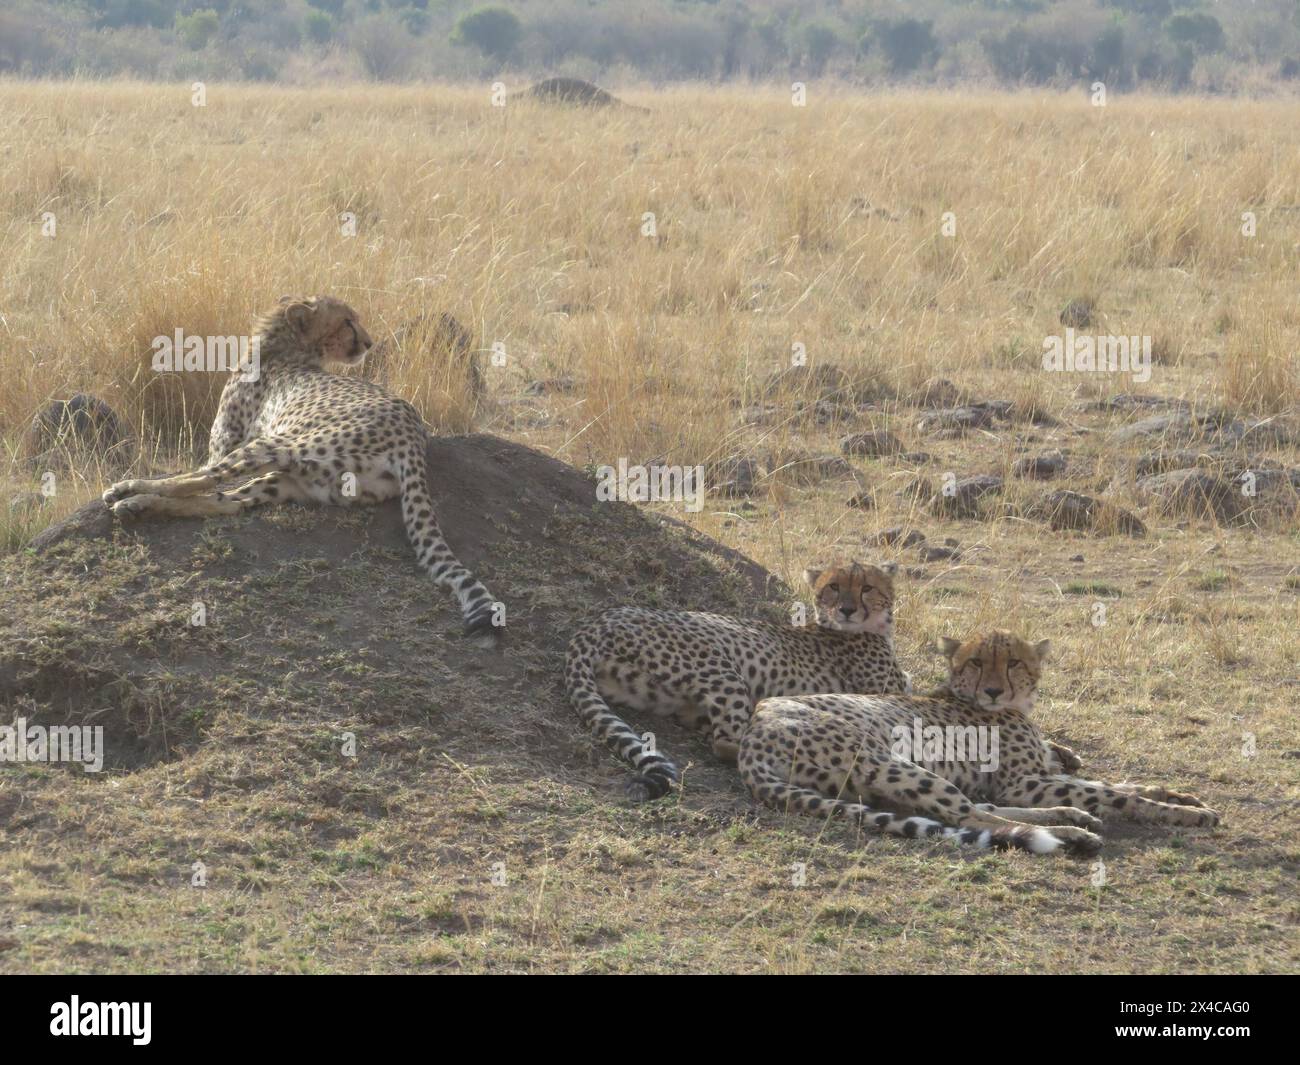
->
1134;784;1207;808
1052;807;1103;831
110;494;160;518
103;481;133;505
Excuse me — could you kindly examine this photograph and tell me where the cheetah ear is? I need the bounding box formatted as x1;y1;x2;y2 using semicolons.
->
879;561;899;577
1033;639;1052;661
282;298;314;335
802;568;822;588
937;636;962;659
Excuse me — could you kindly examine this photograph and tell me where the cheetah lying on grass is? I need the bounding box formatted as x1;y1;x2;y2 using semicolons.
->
567;562;1082;801
103;295;503;646
740;630;1218;855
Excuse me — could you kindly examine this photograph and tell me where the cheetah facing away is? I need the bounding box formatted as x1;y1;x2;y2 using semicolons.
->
739;630;1218;855
567;563;908;801
102;295;503;646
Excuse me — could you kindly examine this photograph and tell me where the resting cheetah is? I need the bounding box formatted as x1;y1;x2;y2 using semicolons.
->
102;295;502;645
740;630;1218;855
566;561;917;803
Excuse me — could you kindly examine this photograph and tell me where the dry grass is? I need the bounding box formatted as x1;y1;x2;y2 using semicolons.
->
1;80;1297;973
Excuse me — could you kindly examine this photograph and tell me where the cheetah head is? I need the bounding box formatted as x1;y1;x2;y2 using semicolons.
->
275;295;373;365
938;630;1051;713
803;561;897;636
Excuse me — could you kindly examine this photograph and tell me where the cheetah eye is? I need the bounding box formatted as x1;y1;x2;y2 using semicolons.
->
827;583;839;594
1008;658;1021;669
969;659;983;668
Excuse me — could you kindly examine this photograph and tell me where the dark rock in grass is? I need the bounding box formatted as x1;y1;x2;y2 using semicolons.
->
1059;297;1096;329
873;526;926;548
840;430;905;458
916;405;997;436
930;474;1004;519
26;393;134;475
846;492;875;509
1012;449;1066;480
1134;469;1245;523
1026;490;1146;537
919;544;960;562
712;456;763;497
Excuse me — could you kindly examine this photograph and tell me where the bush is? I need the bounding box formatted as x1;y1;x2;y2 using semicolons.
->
801;22;840;75
304;9;332;45
865;18;940;75
451;6;522;61
1166;13;1225;55
175;9;219;51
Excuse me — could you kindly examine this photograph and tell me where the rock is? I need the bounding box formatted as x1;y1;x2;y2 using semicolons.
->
931;475;1003;519
919;545;960;562
1059;297;1096;329
840;430;905;458
873;526;926;548
26;393;132;472
894;474;934;504
1069;553;1085;562
1134;469;1245;523
1012;449;1066;480
772;451;854;485
524;376;576;396
1111;410;1246;447
1086;394;1189;414
899;451;933;464
712;456;763;497
846;492;875;509
1026;490;1147;536
916;405;997;436
916;378;962;409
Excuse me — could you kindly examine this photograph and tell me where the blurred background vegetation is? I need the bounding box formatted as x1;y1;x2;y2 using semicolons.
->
5;0;1300;93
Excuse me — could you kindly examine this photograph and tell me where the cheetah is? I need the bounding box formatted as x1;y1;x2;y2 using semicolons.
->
739;630;1218;855
102;295;502;645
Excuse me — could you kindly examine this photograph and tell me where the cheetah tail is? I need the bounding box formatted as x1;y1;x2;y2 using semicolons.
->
743;763;1067;854
396;451;500;645
564;632;679;803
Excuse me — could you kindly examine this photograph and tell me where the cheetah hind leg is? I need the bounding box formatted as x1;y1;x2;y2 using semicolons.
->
973;803;1102;831
397;453;502;647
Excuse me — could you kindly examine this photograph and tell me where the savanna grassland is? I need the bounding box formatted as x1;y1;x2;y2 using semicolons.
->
0;80;1297;973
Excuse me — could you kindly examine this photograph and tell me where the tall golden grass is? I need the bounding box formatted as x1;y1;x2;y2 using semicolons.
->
2;79;1297;537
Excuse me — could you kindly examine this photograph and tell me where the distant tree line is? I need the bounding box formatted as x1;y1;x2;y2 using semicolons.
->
3;0;1300;92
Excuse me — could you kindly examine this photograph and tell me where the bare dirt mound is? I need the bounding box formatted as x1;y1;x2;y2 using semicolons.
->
3;435;784;780
523;77;649;112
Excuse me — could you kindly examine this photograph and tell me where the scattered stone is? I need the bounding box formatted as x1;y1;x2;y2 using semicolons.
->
1012;449;1066;480
1111;409;1249;447
524;376;576;396
916;378;963;409
1026;489;1147;537
1086;394;1188;414
712;456;763;497
873;526;926;548
916;405;997;436
1059;297;1096;329
846;492;875;509
772;451;854;485
919;545;960;562
931;475;1004;519
26;393;132;472
900;451;933;464
840;430;905;458
1134;469;1246;523
1069;553;1085;562
894;474;934;504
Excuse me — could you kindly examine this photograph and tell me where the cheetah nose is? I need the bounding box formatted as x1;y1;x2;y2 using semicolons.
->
839;606;855;618
983;687;1003;699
